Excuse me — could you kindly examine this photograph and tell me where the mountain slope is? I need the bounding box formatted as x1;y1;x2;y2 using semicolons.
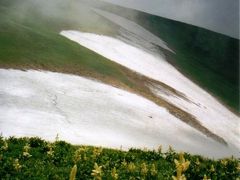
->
1;0;239;111
96;1;239;112
0;0;239;158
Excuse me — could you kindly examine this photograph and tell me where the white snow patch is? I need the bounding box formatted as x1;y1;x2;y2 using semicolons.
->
0;69;238;158
60;30;240;156
93;8;174;53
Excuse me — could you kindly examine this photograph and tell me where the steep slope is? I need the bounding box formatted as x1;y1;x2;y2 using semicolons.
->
60;30;239;158
99;3;239;111
0;0;238;111
2;69;237;158
82;0;239;111
0;0;239;158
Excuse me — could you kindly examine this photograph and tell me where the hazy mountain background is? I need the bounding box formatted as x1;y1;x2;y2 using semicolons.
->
101;0;239;39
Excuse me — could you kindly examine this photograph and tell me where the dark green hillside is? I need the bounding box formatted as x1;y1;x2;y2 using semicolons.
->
136;13;239;111
98;3;239;112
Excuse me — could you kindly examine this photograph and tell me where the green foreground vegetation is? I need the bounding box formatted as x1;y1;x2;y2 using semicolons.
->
0;137;239;179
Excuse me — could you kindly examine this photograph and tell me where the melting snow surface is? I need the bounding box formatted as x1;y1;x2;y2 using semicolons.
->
60;30;240;157
0;69;238;158
93;9;174;53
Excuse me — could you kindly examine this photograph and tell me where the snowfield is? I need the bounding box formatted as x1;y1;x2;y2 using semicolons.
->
0;69;238;158
93;9;174;53
60;30;239;157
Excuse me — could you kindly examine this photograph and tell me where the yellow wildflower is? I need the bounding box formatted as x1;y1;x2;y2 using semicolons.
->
69;164;77;180
195;158;200;166
13;159;22;171
127;162;136;173
210;165;215;172
47;143;54;157
2;140;8;151
121;159;127;168
92;147;103;159
221;159;228;166
141;162;148;176
111;167;118;180
23;143;32;158
172;152;190;180
91;163;103;180
203;174;211;180
150;164;158;176
236;163;240;172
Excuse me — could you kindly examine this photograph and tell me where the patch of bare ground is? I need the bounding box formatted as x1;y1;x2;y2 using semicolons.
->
162;48;240;116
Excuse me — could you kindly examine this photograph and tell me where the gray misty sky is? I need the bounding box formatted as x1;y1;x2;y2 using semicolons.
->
101;0;239;39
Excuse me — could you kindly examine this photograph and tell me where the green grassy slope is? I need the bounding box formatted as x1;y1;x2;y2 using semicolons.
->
0;137;239;179
0;1;132;87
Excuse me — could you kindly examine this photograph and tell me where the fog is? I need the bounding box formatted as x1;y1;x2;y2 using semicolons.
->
101;0;239;39
1;0;122;35
4;0;238;38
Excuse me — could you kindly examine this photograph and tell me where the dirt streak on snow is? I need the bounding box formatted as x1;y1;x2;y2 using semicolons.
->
0;69;238;158
93;8;174;53
60;30;239;156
